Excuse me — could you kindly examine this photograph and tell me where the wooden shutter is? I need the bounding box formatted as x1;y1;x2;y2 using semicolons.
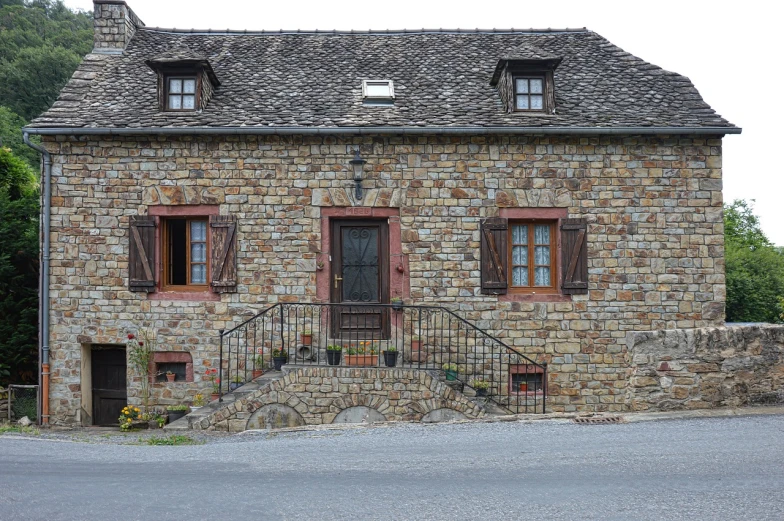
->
210;215;237;293
561;218;588;295
129;216;156;292
480;217;508;295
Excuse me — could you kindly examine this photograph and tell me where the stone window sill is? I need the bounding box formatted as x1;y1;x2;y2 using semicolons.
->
148;291;220;302
499;293;572;303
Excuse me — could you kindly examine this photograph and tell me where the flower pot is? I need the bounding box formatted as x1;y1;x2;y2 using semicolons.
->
518;383;528;393
210;393;220;402
229;382;243;391
383;351;399;367
475;388;488;397
273;356;287;371
300;334;312;346
391;302;403;311
252;369;264;379
166;373;175;383
445;370;458;381
345;354;377;367
327;350;342;366
190;406;203;413
167;410;187;423
411;340;422;351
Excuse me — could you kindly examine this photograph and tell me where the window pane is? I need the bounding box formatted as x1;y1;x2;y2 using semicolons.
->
366;82;391;97
534;224;550;245
183;79;196;94
512;266;528;286
534;267;550;286
534;245;550;266
531;95;543;110
182;95;195;109
191;243;206;263
515;79;528;93
169;79;182;93
191;221;207;241
516;95;529;110
530;79;543;94
191;264;206;284
511;224;528;245
512;245;528;266
168;95;181;109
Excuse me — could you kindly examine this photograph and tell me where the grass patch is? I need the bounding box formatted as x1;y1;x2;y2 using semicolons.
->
0;424;40;436
141;434;201;446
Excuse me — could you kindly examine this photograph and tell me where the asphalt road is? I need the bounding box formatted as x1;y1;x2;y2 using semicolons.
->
1;415;783;521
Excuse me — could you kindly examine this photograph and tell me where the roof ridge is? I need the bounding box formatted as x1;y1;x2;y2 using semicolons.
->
138;27;590;36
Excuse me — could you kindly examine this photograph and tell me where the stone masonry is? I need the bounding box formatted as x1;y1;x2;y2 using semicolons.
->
192;367;484;432
40;133;725;424
627;324;784;411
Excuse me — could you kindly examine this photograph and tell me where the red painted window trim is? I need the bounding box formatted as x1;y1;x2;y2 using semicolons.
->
509;363;545;396
149;351;194;383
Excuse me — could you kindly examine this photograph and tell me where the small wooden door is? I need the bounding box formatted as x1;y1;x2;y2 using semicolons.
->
330;219;390;340
92;348;127;426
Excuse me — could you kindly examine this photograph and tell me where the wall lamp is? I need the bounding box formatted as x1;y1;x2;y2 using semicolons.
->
349;148;367;201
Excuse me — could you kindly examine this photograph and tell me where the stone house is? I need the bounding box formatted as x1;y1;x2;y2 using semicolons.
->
24;0;741;427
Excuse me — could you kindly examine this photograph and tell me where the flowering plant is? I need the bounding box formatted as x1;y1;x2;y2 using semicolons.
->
205;368;220;394
255;348;264;367
193;393;206;407
347;342;377;355
272;348;288;359
118;405;141;431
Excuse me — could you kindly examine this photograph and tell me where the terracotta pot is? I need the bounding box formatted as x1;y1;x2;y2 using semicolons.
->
300;334;312;346
166;373;175;382
519;383;528;392
210;393;220;402
252;369;264;379
411;340;422;351
345;354;377;367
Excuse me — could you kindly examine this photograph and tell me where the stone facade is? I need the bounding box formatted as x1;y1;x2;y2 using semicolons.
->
627;325;784;411
193;367;484;432
41;132;725;424
92;1;144;53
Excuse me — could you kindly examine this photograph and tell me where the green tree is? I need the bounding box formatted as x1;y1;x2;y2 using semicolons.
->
0;106;40;169
724;200;784;323
0;147;39;385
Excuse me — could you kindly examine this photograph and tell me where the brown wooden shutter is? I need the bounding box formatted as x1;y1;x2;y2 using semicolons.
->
480;217;508;295
561;218;588;295
129;216;156;292
210;215;237;293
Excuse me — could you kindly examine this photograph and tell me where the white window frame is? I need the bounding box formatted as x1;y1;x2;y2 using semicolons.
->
362;79;395;101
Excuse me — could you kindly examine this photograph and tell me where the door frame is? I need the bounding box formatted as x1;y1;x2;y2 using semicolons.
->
329;218;390;339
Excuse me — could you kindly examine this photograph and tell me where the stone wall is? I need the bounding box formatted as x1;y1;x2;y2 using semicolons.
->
40;133;725;423
193;367;484;432
93;0;144;53
626;325;784;411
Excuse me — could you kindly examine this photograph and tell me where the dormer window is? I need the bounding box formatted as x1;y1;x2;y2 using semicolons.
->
363;79;395;103
167;77;197;110
514;76;544;111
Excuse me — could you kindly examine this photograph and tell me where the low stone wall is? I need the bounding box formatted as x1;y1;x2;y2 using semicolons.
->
193;367;484;432
626;325;784;411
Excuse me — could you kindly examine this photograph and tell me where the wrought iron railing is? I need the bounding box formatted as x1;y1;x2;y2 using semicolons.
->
217;303;547;414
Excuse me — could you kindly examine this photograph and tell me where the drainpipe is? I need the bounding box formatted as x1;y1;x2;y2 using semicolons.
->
23;131;51;426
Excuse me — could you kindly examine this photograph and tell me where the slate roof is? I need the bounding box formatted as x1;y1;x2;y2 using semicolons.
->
27;28;738;132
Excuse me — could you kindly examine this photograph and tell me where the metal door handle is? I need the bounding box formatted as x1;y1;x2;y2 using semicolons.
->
334;275;343;289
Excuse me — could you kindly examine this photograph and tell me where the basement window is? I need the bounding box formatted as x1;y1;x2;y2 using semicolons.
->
362;79;395;104
510;365;544;394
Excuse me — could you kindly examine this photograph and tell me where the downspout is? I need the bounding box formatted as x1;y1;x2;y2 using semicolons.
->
23;131;51;426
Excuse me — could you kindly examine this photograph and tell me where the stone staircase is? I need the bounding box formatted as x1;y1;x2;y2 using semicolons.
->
165;365;506;432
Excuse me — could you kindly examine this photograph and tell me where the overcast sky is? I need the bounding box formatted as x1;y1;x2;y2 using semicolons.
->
63;0;782;245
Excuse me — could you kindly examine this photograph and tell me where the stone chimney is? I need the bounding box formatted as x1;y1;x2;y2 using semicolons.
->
92;0;145;54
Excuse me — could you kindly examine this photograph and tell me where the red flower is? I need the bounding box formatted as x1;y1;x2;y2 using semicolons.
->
138;342;144;346
127;333;135;340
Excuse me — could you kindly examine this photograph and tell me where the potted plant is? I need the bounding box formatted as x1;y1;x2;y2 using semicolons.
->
443;363;458;381
252;349;264;379
410;335;426;363
229;375;244;391
155;414;166;428
118;405;142;432
165;370;175;383
326;344;343;366
166;404;190;423
471;379;490;397
383;346;399;367
300;330;313;346
206;368;220;400
410;335;423;351
518;382;528;393
272;348;288;371
390;297;403;311
345;342;377;367
191;393;206;411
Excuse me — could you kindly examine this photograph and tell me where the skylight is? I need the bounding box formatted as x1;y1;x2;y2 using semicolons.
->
362;80;395;102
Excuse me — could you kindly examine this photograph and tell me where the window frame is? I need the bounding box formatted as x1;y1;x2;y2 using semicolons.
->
513;75;546;112
161;216;211;292
507;220;558;294
362;79;395;101
164;75;199;112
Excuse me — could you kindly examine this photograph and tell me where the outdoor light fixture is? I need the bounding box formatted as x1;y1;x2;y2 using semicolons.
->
349;148;367;201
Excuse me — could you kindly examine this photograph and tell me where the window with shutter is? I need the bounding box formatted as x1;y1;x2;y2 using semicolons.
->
560;218;588;295
129;216;156;292
508;220;557;293
480;217;508;294
209;215;237;293
161;217;209;290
